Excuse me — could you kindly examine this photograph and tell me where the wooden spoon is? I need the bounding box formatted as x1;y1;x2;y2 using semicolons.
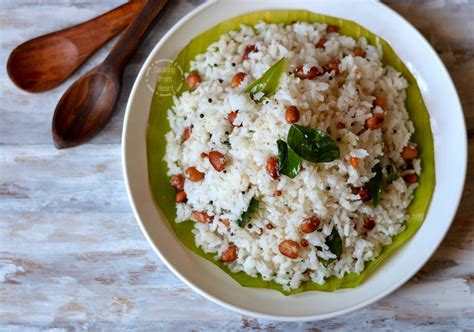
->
6;0;146;93
52;0;168;149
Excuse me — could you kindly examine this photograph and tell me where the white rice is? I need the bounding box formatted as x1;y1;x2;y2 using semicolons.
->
164;22;419;290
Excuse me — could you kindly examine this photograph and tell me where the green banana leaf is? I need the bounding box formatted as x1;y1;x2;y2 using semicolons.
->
146;10;435;295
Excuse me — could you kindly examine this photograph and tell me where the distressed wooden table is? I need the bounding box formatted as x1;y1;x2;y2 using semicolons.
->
1;1;473;330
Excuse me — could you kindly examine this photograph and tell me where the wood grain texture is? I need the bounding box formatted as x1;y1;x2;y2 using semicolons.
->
1;0;473;330
52;0;168;148
6;0;145;92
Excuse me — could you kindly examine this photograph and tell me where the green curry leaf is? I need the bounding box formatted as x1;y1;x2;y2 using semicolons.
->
320;258;336;268
237;197;259;228
287;125;340;163
365;163;383;207
319;229;343;267
245;58;286;101
384;164;397;184
326;228;343;258
277;139;302;178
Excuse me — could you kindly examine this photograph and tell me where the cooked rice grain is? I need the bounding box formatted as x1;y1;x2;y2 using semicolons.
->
164;22;419;290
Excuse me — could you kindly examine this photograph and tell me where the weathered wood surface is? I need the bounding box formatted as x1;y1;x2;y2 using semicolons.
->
0;0;473;330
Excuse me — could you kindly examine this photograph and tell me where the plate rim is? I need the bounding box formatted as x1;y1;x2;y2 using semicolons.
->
122;0;467;322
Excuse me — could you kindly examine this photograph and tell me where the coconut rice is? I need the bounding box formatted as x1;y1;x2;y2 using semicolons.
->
164;21;420;290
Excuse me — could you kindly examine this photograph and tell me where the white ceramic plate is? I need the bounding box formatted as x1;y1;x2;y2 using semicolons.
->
122;0;467;321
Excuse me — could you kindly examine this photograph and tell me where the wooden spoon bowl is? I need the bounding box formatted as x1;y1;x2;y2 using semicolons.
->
7;0;145;93
52;68;120;148
52;0;168;149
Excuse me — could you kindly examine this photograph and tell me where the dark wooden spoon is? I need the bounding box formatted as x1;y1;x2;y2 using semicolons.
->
6;0;146;93
52;0;168;149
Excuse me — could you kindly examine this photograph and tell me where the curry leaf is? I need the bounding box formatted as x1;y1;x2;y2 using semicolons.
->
326;228;343;258
384;164;397;184
319;229;342;267
320;258;336;268
277;139;302;178
245;57;286;101
365;163;383;207
237;197;259;228
287;125;340;163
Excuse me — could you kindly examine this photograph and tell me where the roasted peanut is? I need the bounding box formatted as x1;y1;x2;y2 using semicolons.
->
294;66;320;79
279;240;300;259
404;173;418;184
170;174;184;191
316;37;327;49
285;106;300;124
185;167;205;182
373;95;388;109
364;218;376;230
365;113;385;129
227;111;241;127
401;145;418;160
220;245;238;262
183;126;192;141
355;187;371;202
306;66;320;79
324;58;341;74
231;72;246;88
301;216;320;234
185;71;201;88
265;156;280;180
176;191;187;203
208;151;227;172
243;44;257;60
353;47;366;57
192;210;214;223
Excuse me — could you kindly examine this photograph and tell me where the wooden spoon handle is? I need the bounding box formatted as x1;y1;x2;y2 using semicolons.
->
59;0;147;58
102;0;168;74
7;0;146;92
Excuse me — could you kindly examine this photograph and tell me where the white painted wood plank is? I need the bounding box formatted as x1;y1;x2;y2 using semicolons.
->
1;281;472;330
0;144;472;330
0;0;473;330
0;145;128;214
